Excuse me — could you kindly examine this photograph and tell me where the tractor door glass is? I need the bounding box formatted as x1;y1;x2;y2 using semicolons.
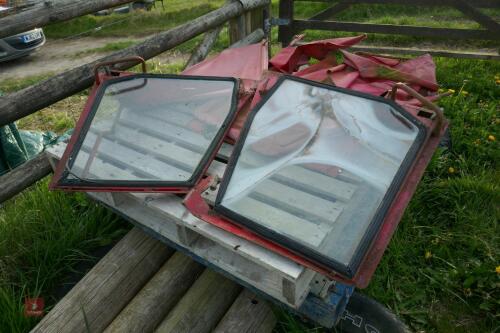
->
216;76;424;276
57;74;238;190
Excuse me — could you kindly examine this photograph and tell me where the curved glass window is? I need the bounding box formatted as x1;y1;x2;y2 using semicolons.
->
215;76;425;277
54;74;238;191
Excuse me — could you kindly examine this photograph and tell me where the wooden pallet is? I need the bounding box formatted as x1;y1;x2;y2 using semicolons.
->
31;227;276;333
62;106;368;264
46;113;361;314
48;142;318;308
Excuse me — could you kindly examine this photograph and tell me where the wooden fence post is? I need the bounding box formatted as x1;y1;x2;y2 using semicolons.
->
229;0;266;44
278;0;294;46
228;0;248;43
0;0;271;128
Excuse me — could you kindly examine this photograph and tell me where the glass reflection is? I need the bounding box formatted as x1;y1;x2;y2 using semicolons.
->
220;78;419;267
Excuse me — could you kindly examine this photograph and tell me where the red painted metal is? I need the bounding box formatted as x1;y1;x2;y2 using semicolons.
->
183;41;268;87
182;35;448;287
269;35;367;73
183;176;347;282
184;109;447;287
53;35;448;287
353;122;447;288
93;56;147;85
50;60;239;193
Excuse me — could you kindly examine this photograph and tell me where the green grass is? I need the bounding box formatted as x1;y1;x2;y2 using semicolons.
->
0;74;53;94
274;59;500;333
71;40;137;57
0;179;130;332
43;1;224;39
1;1;499;332
0;77;87;134
270;2;500;48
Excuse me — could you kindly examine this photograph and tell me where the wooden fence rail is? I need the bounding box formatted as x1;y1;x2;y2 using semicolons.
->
0;0;269;204
0;0;268;129
278;0;500;59
0;0;138;39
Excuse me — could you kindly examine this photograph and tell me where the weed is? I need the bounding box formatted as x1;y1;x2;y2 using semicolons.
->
0;2;499;332
0;179;129;332
71;40;137;57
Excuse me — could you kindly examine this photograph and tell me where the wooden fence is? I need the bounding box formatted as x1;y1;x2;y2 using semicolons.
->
278;0;500;60
0;0;270;203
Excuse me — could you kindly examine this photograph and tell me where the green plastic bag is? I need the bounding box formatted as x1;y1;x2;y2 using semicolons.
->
0;123;58;176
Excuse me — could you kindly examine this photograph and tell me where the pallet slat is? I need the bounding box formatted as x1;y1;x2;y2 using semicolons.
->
47;142;315;309
120;111;209;153
80;131;191;180
71;149;141;180
108;124;203;169
228;196;332;246
274;165;357;202
251;178;344;224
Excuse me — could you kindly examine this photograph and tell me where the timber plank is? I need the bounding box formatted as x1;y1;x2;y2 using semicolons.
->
349;45;500;61
296;0;499;7
0;152;52;203
214;290;276;333
154;270;242;333
104;252;204;333
228;196;332;246
47;143;315;309
251;179;344;224
293;19;500;40
31;228;173;333
273;165;357;202
107;124;203;169
309;2;351;21
81;131;192;180
121;111;209;152
71;149;142;180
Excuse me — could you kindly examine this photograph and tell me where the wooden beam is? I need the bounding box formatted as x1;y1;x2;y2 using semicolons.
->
293;19;500;40
452;0;500;33
247;6;265;36
0;27;266;205
0;0;137;39
213;290;276;333
278;0;295;46
155;269;242;333
229;0;248;43
104;252;204;333
309;2;351;21
0;0;270;128
294;0;499;9
187;19;265;68
47;141;316;310
349;45;500;61
229;28;265;48
31;228;174;333
185;26;224;69
0;152;51;204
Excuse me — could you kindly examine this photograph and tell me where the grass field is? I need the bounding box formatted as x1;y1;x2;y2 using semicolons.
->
0;1;499;332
